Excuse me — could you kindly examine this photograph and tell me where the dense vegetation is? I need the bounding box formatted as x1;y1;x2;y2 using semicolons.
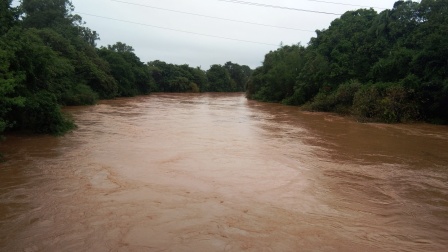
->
247;0;448;124
1;0;446;142
148;61;251;93
0;0;251;138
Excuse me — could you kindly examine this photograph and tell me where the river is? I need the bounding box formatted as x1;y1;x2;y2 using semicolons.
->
0;93;447;251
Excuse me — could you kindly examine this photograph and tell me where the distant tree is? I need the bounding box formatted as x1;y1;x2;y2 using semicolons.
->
223;62;252;92
206;65;235;92
190;67;209;92
148;61;209;92
98;42;152;96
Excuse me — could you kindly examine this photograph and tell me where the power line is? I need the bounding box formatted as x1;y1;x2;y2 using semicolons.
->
217;0;343;15
302;0;386;10
111;0;314;32
74;12;281;47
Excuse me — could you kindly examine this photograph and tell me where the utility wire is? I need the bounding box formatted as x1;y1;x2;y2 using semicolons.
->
301;0;386;10
111;0;314;32
217;0;343;15
74;12;280;47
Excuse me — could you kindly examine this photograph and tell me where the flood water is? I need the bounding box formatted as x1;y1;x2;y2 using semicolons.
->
1;93;447;251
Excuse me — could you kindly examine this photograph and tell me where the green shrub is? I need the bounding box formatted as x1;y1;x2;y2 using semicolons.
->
307;92;336;112
63;83;98;105
282;87;307;105
353;85;382;121
334;80;361;105
20;91;76;134
380;85;420;122
189;82;200;93
353;83;420;123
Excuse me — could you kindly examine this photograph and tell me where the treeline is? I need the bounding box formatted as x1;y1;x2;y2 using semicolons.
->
247;0;447;124
0;0;152;135
148;61;252;93
0;0;251;137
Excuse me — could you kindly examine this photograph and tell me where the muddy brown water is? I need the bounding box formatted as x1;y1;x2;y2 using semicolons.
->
1;93;447;251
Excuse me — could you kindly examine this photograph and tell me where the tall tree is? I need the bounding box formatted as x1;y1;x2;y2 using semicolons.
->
207;65;235;92
247;1;447;123
223;62;252;92
21;0;74;29
98;43;153;96
0;0;18;35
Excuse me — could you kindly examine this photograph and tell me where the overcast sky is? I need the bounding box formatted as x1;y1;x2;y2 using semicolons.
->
18;0;402;69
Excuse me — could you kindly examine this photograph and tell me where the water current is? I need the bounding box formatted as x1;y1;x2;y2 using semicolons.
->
0;93;447;251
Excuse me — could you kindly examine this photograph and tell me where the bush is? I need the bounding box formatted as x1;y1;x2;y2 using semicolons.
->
379;85;420;122
334;80;361;105
306;92;336;112
353;85;383;121
20;91;76;134
282;87;307;105
63;83;98;105
353;83;420;123
189;82;200;93
302;80;361;113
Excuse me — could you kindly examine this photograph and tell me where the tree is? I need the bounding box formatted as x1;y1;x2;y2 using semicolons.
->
148;61;210;92
98;42;152;96
108;42;134;53
21;0;75;29
206;65;235;92
248;1;447;123
223;62;252;92
0;0;19;35
0;1;22;135
246;45;306;102
0;44;25;134
190;67;209;92
78;25;100;47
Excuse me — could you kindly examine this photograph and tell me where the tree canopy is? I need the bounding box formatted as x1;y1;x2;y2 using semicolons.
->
247;0;448;124
0;0;151;135
0;0;252;138
147;60;251;93
1;0;446;141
